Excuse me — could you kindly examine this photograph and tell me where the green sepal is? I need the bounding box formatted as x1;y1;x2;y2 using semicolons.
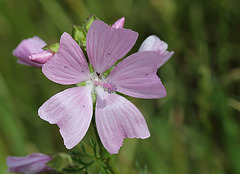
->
76;81;86;87
102;66;114;78
46;153;73;172
102;58;122;77
82;14;99;32
92;93;96;107
43;43;59;53
88;63;94;73
72;25;87;49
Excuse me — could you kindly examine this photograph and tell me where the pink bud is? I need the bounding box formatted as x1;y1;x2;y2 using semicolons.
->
139;35;174;67
12;36;47;68
6;153;53;174
29;50;54;64
111;17;125;29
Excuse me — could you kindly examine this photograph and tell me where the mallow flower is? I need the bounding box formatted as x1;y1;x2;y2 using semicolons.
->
6;153;53;174
12;36;54;67
139;35;174;67
38;20;167;154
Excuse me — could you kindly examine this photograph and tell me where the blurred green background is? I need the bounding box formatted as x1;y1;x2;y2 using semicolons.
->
0;0;240;173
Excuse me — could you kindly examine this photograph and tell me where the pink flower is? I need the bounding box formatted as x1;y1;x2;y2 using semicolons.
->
139;35;174;67
6;153;53;173
39;20;167;154
12;36;54;67
111;17;125;29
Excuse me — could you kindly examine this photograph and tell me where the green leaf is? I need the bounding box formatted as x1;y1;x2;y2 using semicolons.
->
43;43;59;52
46;153;73;172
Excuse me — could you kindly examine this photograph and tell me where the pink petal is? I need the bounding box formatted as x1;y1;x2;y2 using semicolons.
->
95;86;150;154
107;51;166;99
7;153;52;173
12;36;46;67
42;32;90;85
138;35;174;67
86;20;138;74
158;51;174;68
139;35;168;53
38;86;93;149
29;50;54;64
111;17;125;29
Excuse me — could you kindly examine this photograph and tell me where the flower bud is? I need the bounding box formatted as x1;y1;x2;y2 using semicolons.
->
29;50;54;64
12;36;48;67
139;35;174;67
111;17;125;29
6;153;53;174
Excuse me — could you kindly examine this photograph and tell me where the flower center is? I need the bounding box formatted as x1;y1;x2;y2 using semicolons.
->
90;72;117;94
102;81;117;93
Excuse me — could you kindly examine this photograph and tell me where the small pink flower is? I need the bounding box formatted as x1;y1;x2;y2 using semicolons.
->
6;153;53;174
139;35;174;67
12;36;54;67
111;17;125;29
39;20;167;154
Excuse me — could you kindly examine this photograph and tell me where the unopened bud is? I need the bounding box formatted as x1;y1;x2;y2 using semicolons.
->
29;50;54;64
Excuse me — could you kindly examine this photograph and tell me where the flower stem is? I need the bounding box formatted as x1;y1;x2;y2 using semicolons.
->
91;115;120;174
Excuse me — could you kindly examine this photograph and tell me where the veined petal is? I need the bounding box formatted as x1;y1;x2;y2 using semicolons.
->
86;20;138;74
38;86;93;149
42;32;90;85
138;35;174;68
158;51;174;68
107;51;166;99
12;36;46;67
29;50;54;64
111;17;125;29
95;87;150;154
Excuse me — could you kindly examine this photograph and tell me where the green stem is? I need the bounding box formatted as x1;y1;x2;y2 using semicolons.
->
91;114;120;174
91;117;104;157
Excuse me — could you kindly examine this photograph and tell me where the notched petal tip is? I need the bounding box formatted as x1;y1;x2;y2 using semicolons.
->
86;20;138;74
42;32;90;85
38;87;93;150
95;88;150;154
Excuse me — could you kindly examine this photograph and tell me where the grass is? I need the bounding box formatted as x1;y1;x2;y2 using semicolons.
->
0;0;239;173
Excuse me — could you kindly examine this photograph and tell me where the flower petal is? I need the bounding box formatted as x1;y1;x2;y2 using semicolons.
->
107;51;166;99
42;32;90;85
7;153;52;173
138;35;168;53
29;50;54;64
95;87;150;154
158;51;174;68
12;36;46;67
38;86;93;149
138;35;174;67
86;20;138;74
111;17;125;29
